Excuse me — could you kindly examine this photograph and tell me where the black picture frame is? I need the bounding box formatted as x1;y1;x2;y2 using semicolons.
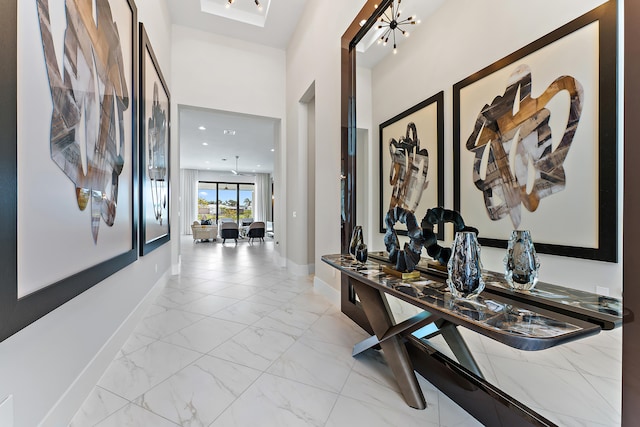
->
0;0;139;343
139;23;170;255
453;1;617;262
379;91;445;238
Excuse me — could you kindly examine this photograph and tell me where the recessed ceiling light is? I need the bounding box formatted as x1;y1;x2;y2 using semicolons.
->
202;142;208;146
270;148;275;152
198;126;206;130
257;164;261;168
223;129;236;135
205;161;210;164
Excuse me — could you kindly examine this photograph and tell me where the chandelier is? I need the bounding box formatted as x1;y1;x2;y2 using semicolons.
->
226;0;263;11
377;0;420;54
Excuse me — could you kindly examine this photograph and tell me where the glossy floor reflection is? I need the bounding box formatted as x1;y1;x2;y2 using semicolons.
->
70;236;481;426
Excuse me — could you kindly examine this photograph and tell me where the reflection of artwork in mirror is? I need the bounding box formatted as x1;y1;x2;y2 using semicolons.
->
379;91;444;237
2;0;138;342
140;23;171;255
453;3;617;262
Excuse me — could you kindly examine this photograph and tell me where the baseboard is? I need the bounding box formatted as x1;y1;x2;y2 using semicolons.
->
39;271;170;427
172;255;181;275
287;260;315;276
313;276;340;307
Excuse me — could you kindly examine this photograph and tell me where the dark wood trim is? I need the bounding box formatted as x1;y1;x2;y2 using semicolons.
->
0;0;139;342
139;22;171;255
623;0;640;424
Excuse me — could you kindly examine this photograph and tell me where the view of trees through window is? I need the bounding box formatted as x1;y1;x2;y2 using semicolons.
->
198;181;254;224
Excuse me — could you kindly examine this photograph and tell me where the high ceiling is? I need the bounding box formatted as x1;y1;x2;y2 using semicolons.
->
171;0;442;174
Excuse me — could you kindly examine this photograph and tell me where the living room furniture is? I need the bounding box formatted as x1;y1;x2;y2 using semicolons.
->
247;221;265;243
219;221;239;244
241;218;254;226
322;253;622;412
191;221;218;242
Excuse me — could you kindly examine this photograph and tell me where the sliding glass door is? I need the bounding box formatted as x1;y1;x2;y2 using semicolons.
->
198;181;255;224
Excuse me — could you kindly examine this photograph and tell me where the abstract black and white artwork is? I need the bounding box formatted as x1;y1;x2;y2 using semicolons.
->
0;0;138;342
454;2;617;262
140;23;170;255
379;92;444;237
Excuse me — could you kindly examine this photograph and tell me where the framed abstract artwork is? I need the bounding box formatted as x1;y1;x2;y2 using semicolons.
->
139;23;170;255
379;91;444;237
0;0;138;342
453;1;617;262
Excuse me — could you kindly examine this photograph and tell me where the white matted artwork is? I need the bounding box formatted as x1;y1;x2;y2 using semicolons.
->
14;0;137;297
379;91;444;237
453;2;617;262
140;23;171;255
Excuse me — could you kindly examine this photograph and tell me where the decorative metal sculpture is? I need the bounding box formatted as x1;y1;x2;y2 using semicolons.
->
37;0;129;243
421;207;478;265
465;65;583;228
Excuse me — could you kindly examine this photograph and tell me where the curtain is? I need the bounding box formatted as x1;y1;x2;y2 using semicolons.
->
254;173;272;222
180;169;199;234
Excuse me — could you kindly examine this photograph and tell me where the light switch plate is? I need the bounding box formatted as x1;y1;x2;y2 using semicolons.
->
0;395;14;427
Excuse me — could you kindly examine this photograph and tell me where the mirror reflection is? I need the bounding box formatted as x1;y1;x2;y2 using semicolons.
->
352;0;621;425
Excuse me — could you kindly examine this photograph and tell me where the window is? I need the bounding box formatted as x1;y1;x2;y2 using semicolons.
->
197;181;254;224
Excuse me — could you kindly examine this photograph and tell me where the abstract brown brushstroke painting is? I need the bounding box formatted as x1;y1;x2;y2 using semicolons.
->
37;0;129;242
388;122;429;212
465;65;583;228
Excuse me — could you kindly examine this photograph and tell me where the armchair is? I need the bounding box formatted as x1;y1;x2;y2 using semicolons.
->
247;221;265;243
219;221;239;244
191;221;218;242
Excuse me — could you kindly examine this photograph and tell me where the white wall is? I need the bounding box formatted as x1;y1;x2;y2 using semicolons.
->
171;24;286;268
286;0;368;286
0;2;174;427
364;0;622;297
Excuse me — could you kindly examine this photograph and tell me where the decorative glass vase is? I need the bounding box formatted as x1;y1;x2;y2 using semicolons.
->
355;243;368;263
350;226;367;263
349;226;364;257
504;230;540;290
447;231;485;298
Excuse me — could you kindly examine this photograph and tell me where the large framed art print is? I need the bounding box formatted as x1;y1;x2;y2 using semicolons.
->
0;0;138;342
379;91;444;237
453;1;617;262
139;23;170;255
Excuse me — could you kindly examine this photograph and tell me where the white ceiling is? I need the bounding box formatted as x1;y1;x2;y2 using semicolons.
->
169;0;307;174
179;106;278;173
171;0;443;175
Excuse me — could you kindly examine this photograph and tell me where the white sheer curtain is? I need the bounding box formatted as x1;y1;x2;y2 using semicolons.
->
180;169;199;235
254;173;272;222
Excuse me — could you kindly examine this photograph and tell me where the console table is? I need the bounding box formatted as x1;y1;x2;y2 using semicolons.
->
322;253;622;411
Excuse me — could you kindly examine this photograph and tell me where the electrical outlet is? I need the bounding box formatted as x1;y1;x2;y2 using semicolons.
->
292;211;297;218
155;264;158;273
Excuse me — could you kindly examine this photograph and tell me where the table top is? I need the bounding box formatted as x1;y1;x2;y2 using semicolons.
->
323;254;603;351
366;251;624;330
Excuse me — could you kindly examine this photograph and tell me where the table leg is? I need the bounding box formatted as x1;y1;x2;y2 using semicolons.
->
351;280;427;410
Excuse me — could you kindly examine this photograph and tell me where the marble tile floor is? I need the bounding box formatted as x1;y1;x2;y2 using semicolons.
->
69;237;481;427
70;236;622;426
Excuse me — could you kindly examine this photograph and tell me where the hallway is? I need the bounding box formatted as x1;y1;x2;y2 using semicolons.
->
69;236;479;426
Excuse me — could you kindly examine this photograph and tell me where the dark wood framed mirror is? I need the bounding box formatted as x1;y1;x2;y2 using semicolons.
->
340;1;628;426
